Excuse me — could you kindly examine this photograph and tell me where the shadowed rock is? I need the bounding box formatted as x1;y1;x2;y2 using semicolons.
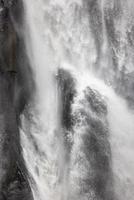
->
73;86;115;200
57;68;76;131
0;0;33;199
57;68;115;200
57;68;76;163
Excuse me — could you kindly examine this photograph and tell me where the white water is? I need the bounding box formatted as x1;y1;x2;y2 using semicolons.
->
21;0;134;200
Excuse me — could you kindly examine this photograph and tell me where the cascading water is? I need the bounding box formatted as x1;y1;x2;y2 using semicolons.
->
20;0;134;200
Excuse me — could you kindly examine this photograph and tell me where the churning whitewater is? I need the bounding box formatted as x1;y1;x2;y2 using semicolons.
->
20;0;134;200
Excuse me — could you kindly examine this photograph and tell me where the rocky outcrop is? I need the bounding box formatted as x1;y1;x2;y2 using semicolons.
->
0;0;33;199
72;86;115;200
57;69;115;200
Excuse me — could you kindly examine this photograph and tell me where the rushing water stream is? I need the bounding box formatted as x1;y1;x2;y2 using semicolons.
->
20;0;134;200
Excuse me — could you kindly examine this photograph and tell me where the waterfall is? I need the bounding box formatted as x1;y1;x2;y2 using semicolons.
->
20;0;134;200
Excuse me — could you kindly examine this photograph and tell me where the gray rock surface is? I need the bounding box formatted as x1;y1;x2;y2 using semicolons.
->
0;0;33;199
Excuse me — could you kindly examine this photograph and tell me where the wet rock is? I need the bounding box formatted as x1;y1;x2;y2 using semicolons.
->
73;86;115;200
57;68;76;131
0;0;33;199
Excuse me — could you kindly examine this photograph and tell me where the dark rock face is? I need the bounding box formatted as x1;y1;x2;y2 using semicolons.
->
0;0;33;199
58;69;115;200
82;88;114;200
72;87;115;200
57;68;76;131
57;69;76;164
